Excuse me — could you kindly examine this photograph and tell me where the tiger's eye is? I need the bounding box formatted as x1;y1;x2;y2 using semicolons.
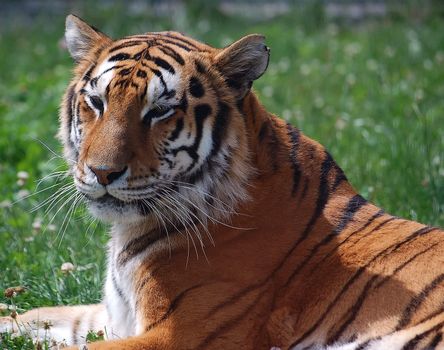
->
143;105;172;125
89;95;104;114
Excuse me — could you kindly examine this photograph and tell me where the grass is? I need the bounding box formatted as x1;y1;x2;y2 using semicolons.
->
0;1;443;348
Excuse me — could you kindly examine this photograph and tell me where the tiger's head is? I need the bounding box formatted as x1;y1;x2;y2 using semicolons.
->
60;15;270;224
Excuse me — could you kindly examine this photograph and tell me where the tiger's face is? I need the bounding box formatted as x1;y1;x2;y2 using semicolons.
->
60;15;269;223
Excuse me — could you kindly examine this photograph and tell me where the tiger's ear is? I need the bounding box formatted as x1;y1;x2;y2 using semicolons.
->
65;14;110;62
215;34;270;99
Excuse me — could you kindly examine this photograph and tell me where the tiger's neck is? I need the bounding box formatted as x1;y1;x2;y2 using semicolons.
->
235;91;378;258
242;91;356;201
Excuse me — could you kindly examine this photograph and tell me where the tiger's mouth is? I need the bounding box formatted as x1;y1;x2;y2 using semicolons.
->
94;193;126;206
84;192;155;222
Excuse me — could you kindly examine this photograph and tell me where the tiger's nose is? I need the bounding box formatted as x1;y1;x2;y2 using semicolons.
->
88;165;128;186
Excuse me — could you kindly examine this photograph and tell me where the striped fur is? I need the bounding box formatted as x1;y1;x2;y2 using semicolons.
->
1;15;443;350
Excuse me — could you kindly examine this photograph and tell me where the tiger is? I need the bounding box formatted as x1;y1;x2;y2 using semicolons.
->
1;13;443;350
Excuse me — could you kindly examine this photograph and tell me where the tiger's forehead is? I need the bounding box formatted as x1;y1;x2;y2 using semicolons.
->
113;31;214;53
83;42;192;105
79;31;217;111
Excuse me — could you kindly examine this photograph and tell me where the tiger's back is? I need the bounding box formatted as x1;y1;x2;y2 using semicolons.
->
1;14;443;350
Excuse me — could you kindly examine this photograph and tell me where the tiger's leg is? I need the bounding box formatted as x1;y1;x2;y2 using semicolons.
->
0;304;110;346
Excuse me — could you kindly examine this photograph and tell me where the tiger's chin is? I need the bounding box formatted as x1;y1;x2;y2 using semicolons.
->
86;194;152;223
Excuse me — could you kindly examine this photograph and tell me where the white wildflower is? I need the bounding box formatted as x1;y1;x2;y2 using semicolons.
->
61;262;75;273
32;218;42;232
346;73;356;86
16;189;30;199
344;42;361;57
47;224;57;232
366;59;378;71
300;64;311;76
0;200;12;209
17;171;29;181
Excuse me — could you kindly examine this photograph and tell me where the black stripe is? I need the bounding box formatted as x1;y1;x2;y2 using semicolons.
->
332;164;347;191
426;331;443;349
119;68;133;76
252;119;280;173
267;119;281;172
300;177;309;200
298;145;316;202
108;40;146;53
145;284;202;332
196;287;267;350
346;217;399;251
402;320;444;350
139;63;156;78
168;117;184;141
90;64;126;87
226;77;242;90
388;226;439;255
190;104;212;161
178;92;188;112
323;241;439;342
155;38;193;52
284;195;367;289
164;32;200;49
140;82;147;102
397;272;444;330
300;151;334;234
209;102;229;159
258;121;269;141
375;241;441;289
66;85;75;127
300;344;314;350
287;124;301;195
113;79;129;88
148;67;169;93
132;49;147;61
117;229;164;266
137;69;148;78
283;151;335;287
111;268;126;301
153;57;175;74
134;264;164;310
334;195;368;234
195;60;206;73
289;226;438;348
355;339;374;350
108;52;131;62
172;104;212;171
65;85;78;154
189;76;205;98
122;35;151;40
184;165;205;185
415;304;444;326
160;88;176;100
327;274;379;344
82;64;96;82
157;45;185;65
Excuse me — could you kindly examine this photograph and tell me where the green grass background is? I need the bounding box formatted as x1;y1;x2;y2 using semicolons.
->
0;0;443;328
